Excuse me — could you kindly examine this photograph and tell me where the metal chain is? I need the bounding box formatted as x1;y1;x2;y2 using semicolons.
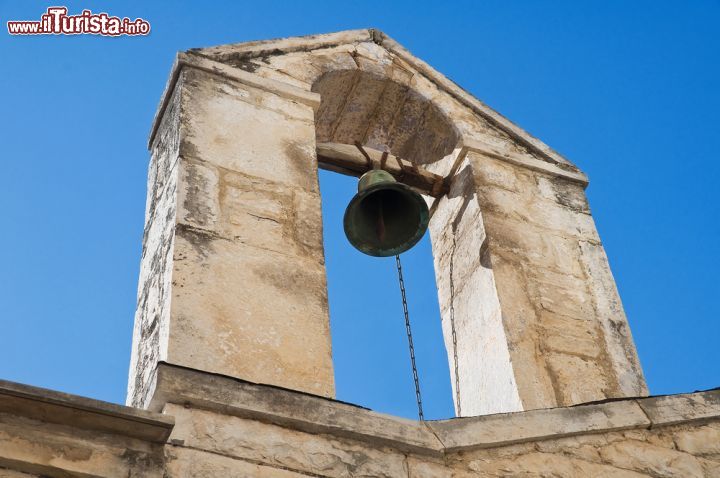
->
449;234;462;416
395;254;424;420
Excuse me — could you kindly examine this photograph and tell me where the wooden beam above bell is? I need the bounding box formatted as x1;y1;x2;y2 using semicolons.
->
316;142;446;197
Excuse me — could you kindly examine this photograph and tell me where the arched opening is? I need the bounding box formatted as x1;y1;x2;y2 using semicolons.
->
312;71;460;418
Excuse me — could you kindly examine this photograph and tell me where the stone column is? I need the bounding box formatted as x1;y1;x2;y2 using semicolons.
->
127;54;335;408
430;140;647;416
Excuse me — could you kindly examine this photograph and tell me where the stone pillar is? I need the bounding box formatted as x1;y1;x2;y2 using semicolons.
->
431;140;647;416
127;54;335;408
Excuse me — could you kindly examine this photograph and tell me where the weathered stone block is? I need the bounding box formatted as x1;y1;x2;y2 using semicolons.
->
599;439;705;477
475;180;598;242
546;353;610;406
440;265;524;416
536;175;590;214
539;312;603;359
483;213;585;278
485;250;558;411
0;413;165;478
169;229;333;397
579;240;648;398
429;398;650;452
407;456;450;478
182;68;319;193
166;405;409;478
471;156;520;192
165;447;311;477
465;451;649;477
638;390;720;426
529;268;595;320
674;425;720;456
176;158;220;230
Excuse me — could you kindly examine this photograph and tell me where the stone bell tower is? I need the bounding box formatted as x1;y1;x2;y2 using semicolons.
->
127;28;647;417
3;29;719;478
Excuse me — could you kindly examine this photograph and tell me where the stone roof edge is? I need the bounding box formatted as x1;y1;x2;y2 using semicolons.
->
461;138;589;186
0;378;174;443
2;366;717;452
189;29;374;60
149;363;720;456
371;30;577;171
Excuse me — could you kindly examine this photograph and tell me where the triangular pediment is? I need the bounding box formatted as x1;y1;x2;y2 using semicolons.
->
189;29;579;172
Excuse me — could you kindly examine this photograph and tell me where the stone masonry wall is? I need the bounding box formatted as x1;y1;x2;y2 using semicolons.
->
468;147;647;409
429;151;524;417
150;364;720;478
2;364;718;478
4;408;719;478
0;413;166;478
445;422;720;477
167;67;335;398
127;59;336;408
126;76;182;408
428;139;647;416
161;406;720;478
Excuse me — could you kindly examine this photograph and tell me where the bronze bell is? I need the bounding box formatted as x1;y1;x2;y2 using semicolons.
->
343;169;429;257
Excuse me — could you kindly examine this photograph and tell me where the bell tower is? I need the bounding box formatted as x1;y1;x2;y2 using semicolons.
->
128;29;647;416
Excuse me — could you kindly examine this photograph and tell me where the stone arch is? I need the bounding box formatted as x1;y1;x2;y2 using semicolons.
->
311;70;459;165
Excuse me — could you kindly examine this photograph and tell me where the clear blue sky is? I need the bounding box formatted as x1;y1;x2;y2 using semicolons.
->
1;1;718;420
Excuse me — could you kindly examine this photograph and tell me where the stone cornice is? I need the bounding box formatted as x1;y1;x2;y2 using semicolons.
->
150;363;720;456
149;363;444;456
0;379;174;443
2;366;718;455
191;29;374;60
461;138;590;186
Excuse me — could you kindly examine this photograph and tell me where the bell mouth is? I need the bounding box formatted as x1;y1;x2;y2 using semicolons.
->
343;180;430;257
